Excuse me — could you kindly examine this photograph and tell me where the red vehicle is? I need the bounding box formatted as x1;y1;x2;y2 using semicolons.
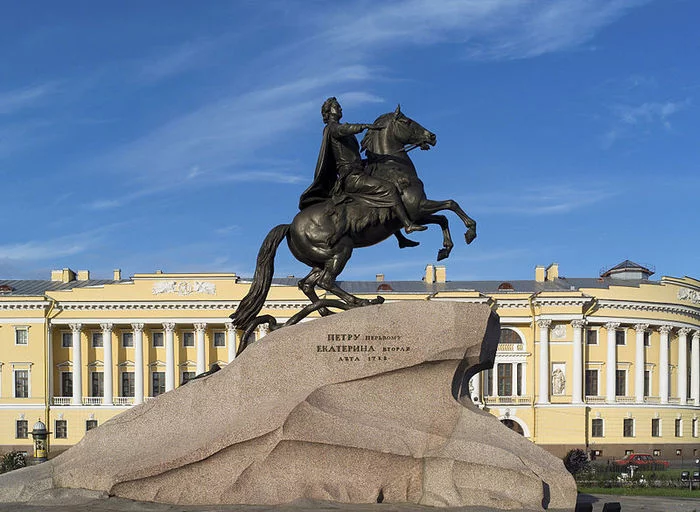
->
612;453;669;470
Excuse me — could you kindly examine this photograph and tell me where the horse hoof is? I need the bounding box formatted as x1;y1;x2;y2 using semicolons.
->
465;229;477;244
437;248;450;261
372;296;385;304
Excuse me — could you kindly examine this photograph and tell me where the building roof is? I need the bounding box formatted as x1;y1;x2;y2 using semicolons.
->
0;279;119;297
600;260;654;278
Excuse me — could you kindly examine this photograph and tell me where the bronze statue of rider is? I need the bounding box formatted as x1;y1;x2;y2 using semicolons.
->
299;97;427;235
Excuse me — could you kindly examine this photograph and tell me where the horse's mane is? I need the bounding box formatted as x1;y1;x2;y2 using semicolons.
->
361;112;393;154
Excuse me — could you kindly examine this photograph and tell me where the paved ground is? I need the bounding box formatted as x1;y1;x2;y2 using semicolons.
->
0;494;698;512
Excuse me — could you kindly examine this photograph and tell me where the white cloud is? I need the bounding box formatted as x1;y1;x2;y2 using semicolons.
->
615;99;690;128
138;40;215;83
0;82;58;114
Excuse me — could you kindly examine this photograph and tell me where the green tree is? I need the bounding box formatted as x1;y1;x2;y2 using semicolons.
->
0;451;27;473
563;448;590;475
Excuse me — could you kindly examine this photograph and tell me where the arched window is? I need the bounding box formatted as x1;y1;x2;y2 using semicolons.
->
499;328;520;345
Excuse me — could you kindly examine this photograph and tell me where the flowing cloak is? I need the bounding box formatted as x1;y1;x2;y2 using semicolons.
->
298;125;335;210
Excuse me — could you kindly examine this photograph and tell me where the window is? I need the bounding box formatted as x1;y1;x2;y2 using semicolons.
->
623;418;635;437
86;420;98;431
586;329;598;345
152;372;165;397
61;372;72;397
653;449;661;457
61;332;72;348
693;418;698;438
675;418;682;437
585;369;599;396
591;418;604;437
499;329;520;345
14;370;29;398
91;332;103;348
90;372;104;397
181;371;196;385
121;372;135;397
182;332;194;347
615;330;626;346
516;363;522;396
625;449;633;456
55;420;67;439
122;332;133;348
15;420;28;439
152;332;164;348
652;418;661;437
213;332;226;347
15;327;28;345
615;369;626;396
644;370;651;397
497;364;512;396
644;331;651;347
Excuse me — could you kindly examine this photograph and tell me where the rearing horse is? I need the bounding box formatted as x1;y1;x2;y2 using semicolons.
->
232;106;476;342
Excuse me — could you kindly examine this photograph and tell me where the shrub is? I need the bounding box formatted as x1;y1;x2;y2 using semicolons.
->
0;451;27;473
564;448;590;476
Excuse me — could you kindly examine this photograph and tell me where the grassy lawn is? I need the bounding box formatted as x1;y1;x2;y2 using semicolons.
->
579;486;700;498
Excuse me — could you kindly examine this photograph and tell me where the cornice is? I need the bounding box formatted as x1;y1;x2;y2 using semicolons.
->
0;301;50;310
56;301;239;311
597;299;700;320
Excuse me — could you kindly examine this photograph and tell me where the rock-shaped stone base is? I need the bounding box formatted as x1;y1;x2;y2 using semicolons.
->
0;302;576;510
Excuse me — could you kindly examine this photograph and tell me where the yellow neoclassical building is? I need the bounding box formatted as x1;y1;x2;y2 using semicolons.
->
1;261;699;462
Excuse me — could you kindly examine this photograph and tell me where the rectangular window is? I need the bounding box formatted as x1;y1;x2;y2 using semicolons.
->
497;364;512;396
644;331;651;347
675;418;682;437
485;368;493;396
653;449;661;457
692;418;698;438
91;332;103;348
181;371;196;385
15;420;28;439
90;372;104;397
586;329;598;345
615;369;626;396
623;418;635;437
14;370;29;398
651;418;661;437
15;328;28;345
516;363;522;396
151;371;165;397
213;331;226;347
55;420;67;439
625;449;633;456
644;370;651;397
615;330;626;346
61;372;73;397
62;332;72;348
182;332;194;347
121;372;135;397
122;332;133;348
86;419;98;431
585;369;599;396
591;418;604;437
152;332;164;348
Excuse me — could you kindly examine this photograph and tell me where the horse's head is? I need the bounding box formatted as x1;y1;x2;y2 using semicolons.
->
362;104;436;155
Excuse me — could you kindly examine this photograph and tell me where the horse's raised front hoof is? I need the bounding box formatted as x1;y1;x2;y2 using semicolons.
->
465;228;477;245
437;248;451;261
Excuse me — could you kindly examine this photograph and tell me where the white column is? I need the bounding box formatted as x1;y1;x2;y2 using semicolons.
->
101;323;113;405
194;323;207;375
520;362;527;395
571;320;585;404
492;362;499;397
634;324;648;403
605;322;620;403
70;323;82;406
163;322;175;392
47;322;54;400
133;323;144;405
678;328;690;405
659;325;671;404
537;319;551;405
692;331;700;405
469;373;481;402
226;322;236;363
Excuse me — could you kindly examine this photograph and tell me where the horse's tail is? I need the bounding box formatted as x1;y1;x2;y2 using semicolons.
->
231;224;290;332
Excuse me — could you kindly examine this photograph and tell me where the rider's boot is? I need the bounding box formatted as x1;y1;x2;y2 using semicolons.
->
393;203;427;234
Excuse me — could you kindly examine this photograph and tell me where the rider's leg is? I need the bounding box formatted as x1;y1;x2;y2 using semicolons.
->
395;231;420;248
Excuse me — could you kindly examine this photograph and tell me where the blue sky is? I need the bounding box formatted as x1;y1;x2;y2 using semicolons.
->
0;0;698;283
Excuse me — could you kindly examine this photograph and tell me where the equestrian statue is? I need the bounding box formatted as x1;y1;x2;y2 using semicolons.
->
231;98;477;353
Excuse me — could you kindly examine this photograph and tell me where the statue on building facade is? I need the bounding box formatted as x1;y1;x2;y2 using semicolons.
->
232;99;477;352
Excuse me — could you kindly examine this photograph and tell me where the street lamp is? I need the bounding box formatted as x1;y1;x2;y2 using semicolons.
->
30;419;50;463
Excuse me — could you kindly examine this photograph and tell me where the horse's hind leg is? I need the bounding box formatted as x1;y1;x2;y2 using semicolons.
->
417;214;453;261
420;198;477;245
298;268;332;316
317;241;383;307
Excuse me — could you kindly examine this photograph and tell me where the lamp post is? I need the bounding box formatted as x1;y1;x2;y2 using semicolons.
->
30;419;50;463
